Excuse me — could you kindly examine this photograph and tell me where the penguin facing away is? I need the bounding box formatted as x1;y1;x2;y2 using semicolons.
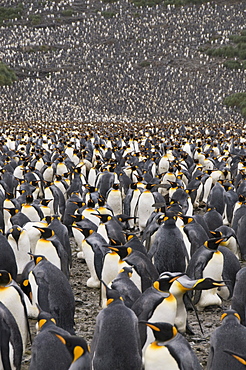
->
207;309;246;370
90;285;142;370
231;268;246;326
29;309;73;370
110;266;141;308
51;331;91;370
149;213;189;274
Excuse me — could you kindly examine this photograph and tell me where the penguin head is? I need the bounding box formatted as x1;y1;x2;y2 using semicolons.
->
40;199;52;207
204;237;225;250
3;207;19;217
32;226;54;239
101;280;123;305
97;196;106;207
72;225;94;238
220;309;241;323
92;213;112;223
163;213;177;225
25;194;34;204
43;215;52;224
37;310;57;331
0;270;12;287
209;230;223;239
50;331;90;362
21;277;32;303
118;266;133;278
154;272;184;292
103;245;132;259
178;215;193;225
140;321;177;342
6;225;22;243
29;254;48;265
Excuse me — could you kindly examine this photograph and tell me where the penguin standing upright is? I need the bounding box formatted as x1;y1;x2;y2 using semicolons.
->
82;231;108;288
0;270;30;354
0;230;18;281
231;268;246;326
207;309;246;370
0;301;23;370
186;237;225;310
143;321;202;370
90;285;142;370
21;255;75;334
106;183;123;216
137;184;157;232
149;213;189;274
169;273;225;333
33;226;69;278
29;309;73;370
110;266;141;308
6;225;31;276
123;182;142;230
131;273;177;353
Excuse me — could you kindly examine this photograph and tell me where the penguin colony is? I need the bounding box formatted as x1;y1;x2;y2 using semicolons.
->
0;0;246;124
0;121;246;369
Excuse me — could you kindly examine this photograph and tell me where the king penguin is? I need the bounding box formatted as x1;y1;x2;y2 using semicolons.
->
142;321;202;370
231;268;246;326
29;309;73;370
149;213;189;274
0;270;30;354
21;255;75;334
131;273;178;353
207;309;246;370
186;237;225;310
51;331;91;370
90;285;142;370
0;301;23;370
33;226;69;278
0;223;17;272
6;225;31;277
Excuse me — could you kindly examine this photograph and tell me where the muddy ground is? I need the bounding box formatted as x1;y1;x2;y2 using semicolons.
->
21;237;234;369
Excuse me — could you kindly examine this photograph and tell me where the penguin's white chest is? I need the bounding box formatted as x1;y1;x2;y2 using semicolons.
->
0;287;27;353
82;240;100;288
143;295;177;353
144;343;179;370
21;205;40;222
197;251;224;310
35;240;61;270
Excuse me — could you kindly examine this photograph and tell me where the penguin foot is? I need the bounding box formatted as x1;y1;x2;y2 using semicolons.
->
77;251;85;259
186;324;195;335
86;277;100;288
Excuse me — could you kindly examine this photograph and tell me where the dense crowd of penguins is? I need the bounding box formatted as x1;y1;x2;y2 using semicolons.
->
0;0;246;124
0;121;246;369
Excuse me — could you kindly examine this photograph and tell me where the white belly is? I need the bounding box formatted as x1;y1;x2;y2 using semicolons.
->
144;343;179;370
